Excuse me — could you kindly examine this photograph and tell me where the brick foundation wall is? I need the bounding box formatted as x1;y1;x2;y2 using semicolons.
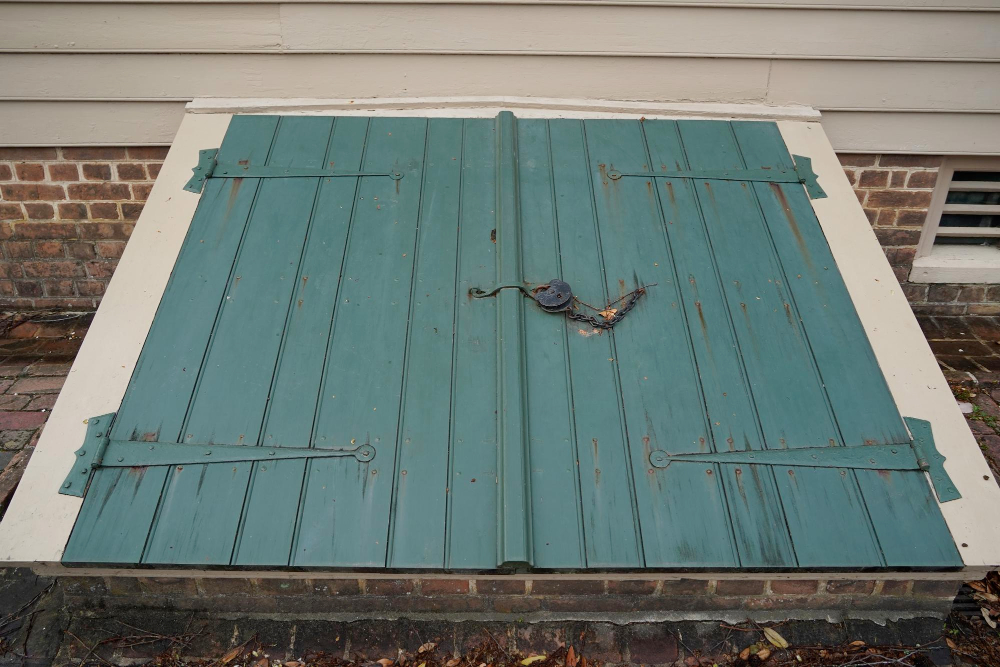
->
0;146;996;314
0;147;166;309
842;153;1000;316
59;575;961;618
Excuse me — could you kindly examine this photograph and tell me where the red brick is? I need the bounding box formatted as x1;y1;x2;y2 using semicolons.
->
0;395;30;410
661;579;709;594
128;147;169;160
13;222;78;239
89;202;120;220
67;242;96;259
0;165;11;181
48;163;79;181
0;411;47;430
607;579;658;595
85;260;116;279
121;203;145;220
969;304;1000;315
866;190;933;209
770;579;819;595
858;170;888;188
912;580;961;598
532;579;604;595
0;262;23;279
79;222;132;240
478;579;527;595
715;579;766;595
76;281;105;297
862;208;878;224
24;203;54;220
879;155;943;168
874;227;921;246
0;280;13;296
492;597;542;613
897;210;929;226
5;241;32;259
22;261;85;279
0;205;24;221
876;208;898;225
420;579;470;595
365;579;414;595
309;579;362;595
825;580;875;595
10;375;66;393
57;203;88;220
1;184;65;201
14;280;41;297
67;183;130;200
132;184;154;201
82;163;112;181
906;173;938;191
880;580;912;596
959;286;987;303
890;170;907;188
95;241;125;258
26;394;57;410
62;147;126;160
0;148;57;160
117;163;147;180
838;153;877;167
14;163;45;181
34;241;64;258
44;279;76;296
147;163;162;178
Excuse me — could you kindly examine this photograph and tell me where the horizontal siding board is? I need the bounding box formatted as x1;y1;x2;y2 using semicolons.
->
2;4;997;60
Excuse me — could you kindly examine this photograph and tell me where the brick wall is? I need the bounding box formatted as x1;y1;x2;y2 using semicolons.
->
0;146;996;314
0;147;166;309
842;153;1000;316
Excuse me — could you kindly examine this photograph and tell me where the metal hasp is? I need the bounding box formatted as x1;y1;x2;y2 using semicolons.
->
604;154;826;199
183;147;403;194
61;412;376;498
648;416;960;503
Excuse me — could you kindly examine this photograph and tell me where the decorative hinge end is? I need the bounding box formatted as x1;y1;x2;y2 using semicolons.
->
791;154;826;200
904;416;961;503
183;148;219;194
60;412;115;498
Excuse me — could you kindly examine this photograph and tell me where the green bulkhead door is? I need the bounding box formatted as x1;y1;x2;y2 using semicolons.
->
62;114;961;569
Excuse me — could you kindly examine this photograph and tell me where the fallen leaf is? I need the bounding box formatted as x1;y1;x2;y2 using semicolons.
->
599;308;618;321
763;628;789;650
521;656;546;665
378;659;394;667
946;638;958;650
446;659;461;667
579;656;587;667
969;581;988;593
756;647;771;661
565;646;578;667
284;662;303;667
848;641;866;649
220;647;242;665
418;643;437;654
983;608;998;629
253;659;268;667
738;647;750;660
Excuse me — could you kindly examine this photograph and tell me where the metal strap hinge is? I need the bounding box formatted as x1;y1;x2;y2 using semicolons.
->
183;148;404;194
647;417;959;504
60;412;376;498
604;154;826;199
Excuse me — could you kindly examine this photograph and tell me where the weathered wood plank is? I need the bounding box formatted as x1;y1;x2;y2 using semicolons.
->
517;119;586;569
641;119;796;568
387;119;463;568
445;119;499;569
294;117;427;567
547;119;641;567
233;117;370;567
583;119;738;568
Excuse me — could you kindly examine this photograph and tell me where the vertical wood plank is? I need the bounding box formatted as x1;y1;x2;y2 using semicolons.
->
293;117;427;567
641;119;796;568
233;117;370;566
386;118;463;568
445;119;499;569
582;119;738;567
676;120;883;568
517;118;586;569
547;119;641;567
63;115;279;565
143;117;334;565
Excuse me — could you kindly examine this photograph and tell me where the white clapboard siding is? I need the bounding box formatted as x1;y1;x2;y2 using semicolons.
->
1;0;998;150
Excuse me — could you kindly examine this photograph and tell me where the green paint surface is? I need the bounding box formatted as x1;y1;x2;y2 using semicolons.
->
63;115;961;570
